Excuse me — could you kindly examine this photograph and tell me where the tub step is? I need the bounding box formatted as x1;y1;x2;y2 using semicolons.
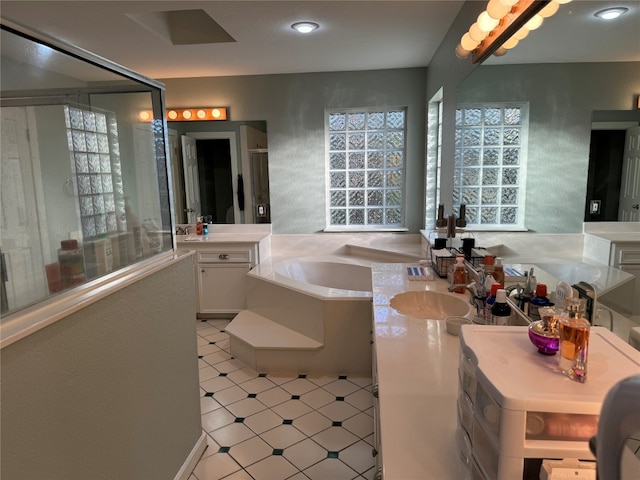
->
226;310;323;350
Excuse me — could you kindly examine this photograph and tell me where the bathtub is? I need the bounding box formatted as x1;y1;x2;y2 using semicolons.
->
234;254;402;374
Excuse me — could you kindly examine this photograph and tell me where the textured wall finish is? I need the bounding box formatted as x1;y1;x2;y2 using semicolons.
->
1;254;201;480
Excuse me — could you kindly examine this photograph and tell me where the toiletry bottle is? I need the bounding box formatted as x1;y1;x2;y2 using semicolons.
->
484;254;495;276
58;239;86;288
202;222;209;237
196;216;203;236
484;283;501;324
529;283;554;321
484;270;497;297
452;255;467;293
493;257;505;288
491;289;512;326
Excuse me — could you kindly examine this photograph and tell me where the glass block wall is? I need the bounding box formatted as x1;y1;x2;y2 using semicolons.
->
454;104;528;227
326;108;406;229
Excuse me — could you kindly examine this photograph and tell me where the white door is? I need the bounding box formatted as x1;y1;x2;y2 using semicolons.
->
0;107;47;312
181;135;200;224
618;126;640;221
167;129;185;224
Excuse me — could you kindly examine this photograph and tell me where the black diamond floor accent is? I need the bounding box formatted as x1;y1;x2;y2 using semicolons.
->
291;395;300;400
219;372;228;377
259;373;267;377
327;451;339;458
218;446;230;453
234;417;245;423
338;375;347;379
298;374;307;378
283;419;293;425
204;392;214;397
332;421;342;427
336;396;345;401
273;449;284;456
198;355;203;359
248;393;257;398
209;341;216;345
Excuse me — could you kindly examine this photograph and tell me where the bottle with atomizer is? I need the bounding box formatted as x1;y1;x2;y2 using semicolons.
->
491;289;512;326
196;216;203;236
529;283;554;321
202;222;209;238
484;283;502;325
452;254;467;293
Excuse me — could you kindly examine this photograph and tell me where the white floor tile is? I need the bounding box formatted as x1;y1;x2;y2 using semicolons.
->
201;408;235;433
200;376;235;393
200;395;224;415
214;358;246;374
225;397;267;418
226;367;259;384
202;350;233;366
302;458;358;480
243;409;284;435
342;412;374;439
266;373;298;385
220;469;255;480
260;424;307;449
361;466;377;480
322;379;361;397
317;401;359;422
293;411;332;437
345;389;374;411
311;427;359;451
345;376;372;388
363;433;375;447
271;399;313;420
307;374;338;387
200;432;221;459
204;331;231;343
193;452;242;480
280;378;319;396
340;440;376;474
256;386;291;408
212;385;250;406
245;455;298;480
228;435;273;468
283;438;328;471
199;365;221;383
239;376;278;394
287;473;311;480
300;387;335;410
210;422;256;447
198;343;223;356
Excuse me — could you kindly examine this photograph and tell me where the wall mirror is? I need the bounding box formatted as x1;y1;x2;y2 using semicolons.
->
452;1;639;233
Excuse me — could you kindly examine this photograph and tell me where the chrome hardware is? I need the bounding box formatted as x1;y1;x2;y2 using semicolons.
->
219;254;230;260
372;383;379;398
633;204;639;210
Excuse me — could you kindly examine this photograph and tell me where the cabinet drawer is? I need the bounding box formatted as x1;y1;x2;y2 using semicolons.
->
616;247;640;265
197;249;252;263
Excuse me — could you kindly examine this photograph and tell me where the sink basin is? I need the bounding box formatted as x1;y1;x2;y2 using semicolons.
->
389;291;472;319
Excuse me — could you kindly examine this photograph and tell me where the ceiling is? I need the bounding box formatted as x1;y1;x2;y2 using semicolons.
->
1;0;638;81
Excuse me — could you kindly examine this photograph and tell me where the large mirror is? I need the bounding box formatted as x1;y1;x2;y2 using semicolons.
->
454;1;639;233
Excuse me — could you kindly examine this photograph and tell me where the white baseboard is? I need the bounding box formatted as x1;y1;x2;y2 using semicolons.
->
173;432;208;480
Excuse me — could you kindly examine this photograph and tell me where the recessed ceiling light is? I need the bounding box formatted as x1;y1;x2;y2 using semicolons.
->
291;22;319;34
594;7;629;20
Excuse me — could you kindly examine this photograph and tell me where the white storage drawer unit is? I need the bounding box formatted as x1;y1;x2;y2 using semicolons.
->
456;325;640;480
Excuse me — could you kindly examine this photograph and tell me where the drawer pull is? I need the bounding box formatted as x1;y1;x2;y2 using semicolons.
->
372;384;379;398
219;254;230;260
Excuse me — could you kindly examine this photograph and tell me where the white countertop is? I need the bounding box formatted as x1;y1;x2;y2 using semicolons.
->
176;232;270;245
371;262;470;480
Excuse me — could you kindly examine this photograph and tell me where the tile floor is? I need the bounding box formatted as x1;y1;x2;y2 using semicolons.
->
189;319;376;480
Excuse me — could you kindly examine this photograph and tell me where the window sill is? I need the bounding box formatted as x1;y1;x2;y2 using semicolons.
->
323;227;409;233
463;225;529;232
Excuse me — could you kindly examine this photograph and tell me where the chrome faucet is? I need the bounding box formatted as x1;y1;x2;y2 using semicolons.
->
448;283;486;318
176;226;189;235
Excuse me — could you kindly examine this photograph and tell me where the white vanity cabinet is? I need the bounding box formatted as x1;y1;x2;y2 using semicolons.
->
196;248;253;316
177;231;270;317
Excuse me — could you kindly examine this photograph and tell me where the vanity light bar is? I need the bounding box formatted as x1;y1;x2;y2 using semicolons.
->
456;0;571;64
138;107;229;122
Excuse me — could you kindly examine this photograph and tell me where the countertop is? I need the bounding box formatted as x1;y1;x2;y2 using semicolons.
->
176;232;270;245
371;262;470;480
584;231;639;243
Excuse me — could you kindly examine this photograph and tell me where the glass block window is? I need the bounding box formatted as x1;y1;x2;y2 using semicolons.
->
454;103;528;228
64;106;126;238
326;107;407;229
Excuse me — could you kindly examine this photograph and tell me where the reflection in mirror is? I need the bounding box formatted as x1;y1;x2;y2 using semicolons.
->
167;120;268;225
448;1;639;233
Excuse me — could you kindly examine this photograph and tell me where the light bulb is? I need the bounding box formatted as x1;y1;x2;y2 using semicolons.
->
460;32;479;51
594;7;629;20
167;110;178;120
513;27;529;41
502;36;519;49
493;47;508;57
197;109;206;119
539;1;560;18
525;14;544;30
139;111;151;121
291;22;319;33
469;23;488;43
455;43;471;59
477;11;500;32
555;0;572;4
212;109;221;118
183;110;192;119
498;0;519;6
487;0;511;19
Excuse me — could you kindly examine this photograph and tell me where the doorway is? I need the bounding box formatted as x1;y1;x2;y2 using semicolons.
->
198;138;234;223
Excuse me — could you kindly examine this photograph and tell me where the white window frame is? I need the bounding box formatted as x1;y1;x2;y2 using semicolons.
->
453;102;529;231
324;107;407;232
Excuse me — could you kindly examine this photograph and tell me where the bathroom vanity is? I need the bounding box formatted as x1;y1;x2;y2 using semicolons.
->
176;226;271;317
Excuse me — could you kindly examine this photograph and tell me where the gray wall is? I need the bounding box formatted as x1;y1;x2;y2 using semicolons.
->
162;68;427;234
457;62;640;233
1;254;202;480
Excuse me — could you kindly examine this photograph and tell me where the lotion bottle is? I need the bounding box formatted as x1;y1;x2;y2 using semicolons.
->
491;289;512;326
452;255;466;293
